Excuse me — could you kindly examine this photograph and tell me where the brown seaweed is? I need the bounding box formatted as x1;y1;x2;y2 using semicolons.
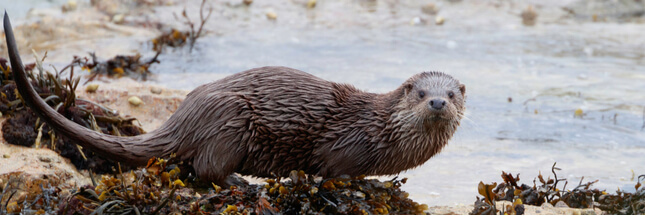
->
0;56;144;173
152;0;212;52
596;174;645;214
55;157;428;215
81;52;160;82
471;162;645;215
0;172;70;215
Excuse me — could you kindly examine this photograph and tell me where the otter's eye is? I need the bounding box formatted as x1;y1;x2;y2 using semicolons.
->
448;91;455;99
418;91;425;98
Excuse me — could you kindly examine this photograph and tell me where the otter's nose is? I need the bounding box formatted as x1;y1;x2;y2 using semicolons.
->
429;99;446;110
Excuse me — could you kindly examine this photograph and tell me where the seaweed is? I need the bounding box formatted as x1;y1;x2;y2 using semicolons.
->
228;172;428;215
596;174;645;214
80;52;161;82
58;157;188;214
152;0;213;52
0;56;144;173
0;172;70;215
471;163;645;215
55;157;428;215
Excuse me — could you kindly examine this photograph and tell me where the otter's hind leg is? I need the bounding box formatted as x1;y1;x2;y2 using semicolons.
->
186;92;254;186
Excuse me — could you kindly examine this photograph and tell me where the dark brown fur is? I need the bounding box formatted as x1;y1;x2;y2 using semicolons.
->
4;13;466;186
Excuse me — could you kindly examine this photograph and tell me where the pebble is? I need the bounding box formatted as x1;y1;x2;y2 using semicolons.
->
554;201;569;208
128;96;143;106
435;16;445;25
307;0;317;9
266;11;277;20
574;108;584;118
113;14;125;24
85;84;99;93
521;5;538;26
243;0;253;6
62;0;78;12
421;3;439;15
410;17;424;25
150;87;163;94
2;154;9;158
581;209;597;215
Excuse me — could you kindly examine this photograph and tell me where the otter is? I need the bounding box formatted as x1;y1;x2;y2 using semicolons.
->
3;13;466;186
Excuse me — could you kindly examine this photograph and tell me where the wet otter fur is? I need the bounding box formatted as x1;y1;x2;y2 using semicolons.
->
3;13;466;186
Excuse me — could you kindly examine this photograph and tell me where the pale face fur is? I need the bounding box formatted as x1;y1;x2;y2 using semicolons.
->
400;72;466;128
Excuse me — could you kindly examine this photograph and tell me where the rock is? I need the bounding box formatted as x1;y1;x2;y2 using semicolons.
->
266;11;277;20
112;13;125;24
574;108;584;118
521;5;538;26
85;84;99;93
435;16;445;25
554;200;569;208
307;0;317;9
564;0;645;21
150;86;163;94
0;141;92;190
62;0;78;12
581;209;597;215
128;96;143;106
410;17;425;25
421;3;439;15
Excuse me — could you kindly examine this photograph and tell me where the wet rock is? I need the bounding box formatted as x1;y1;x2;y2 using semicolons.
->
422;3;439;15
521;5;538;26
307;0;316;9
563;0;645;22
574;108;584;118
61;0;78;12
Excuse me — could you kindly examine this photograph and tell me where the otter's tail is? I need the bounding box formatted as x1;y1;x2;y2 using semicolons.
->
3;12;158;166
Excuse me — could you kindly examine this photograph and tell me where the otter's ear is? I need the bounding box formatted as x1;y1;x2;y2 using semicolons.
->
459;84;466;96
403;83;413;96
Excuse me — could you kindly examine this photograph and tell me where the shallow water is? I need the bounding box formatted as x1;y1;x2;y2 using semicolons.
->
3;0;645;206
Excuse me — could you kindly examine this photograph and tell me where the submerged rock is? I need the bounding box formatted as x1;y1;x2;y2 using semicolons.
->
564;0;645;21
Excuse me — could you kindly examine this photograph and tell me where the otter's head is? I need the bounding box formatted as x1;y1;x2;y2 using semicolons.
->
397;72;466;126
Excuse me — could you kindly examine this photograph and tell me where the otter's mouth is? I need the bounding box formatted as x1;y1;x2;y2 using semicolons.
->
426;113;454;122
